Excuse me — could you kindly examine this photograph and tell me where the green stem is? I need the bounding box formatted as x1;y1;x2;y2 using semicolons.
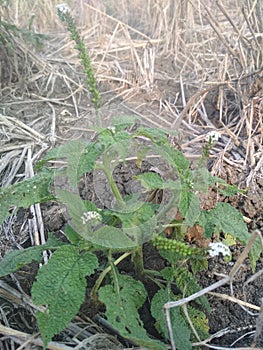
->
90;251;132;301
133;246;145;280
102;161;125;209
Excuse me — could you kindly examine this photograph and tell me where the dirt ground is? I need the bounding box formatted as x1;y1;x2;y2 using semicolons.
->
0;1;263;349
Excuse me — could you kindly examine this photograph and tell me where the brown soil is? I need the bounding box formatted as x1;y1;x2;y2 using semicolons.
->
0;3;263;348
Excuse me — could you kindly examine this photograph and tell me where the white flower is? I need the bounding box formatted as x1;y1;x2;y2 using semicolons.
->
107;126;116;134
81;211;102;225
205;131;221;143
56;3;70;14
208;242;231;257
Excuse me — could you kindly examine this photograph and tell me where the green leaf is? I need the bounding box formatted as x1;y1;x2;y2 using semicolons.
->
55;140;95;188
135;172;181;191
110;115;137;129
32;246;98;347
0;171;54;224
199;203;249;244
154;143;190;172
249;236;262;272
55;188;101;238
106;201;157;244
179;189;201;226
0;234;65;277
39;140;104;188
135;172;164;189
64;225;86;245
99;136;131;170
192;167;210;193
186;305;209;340
174;268;210;311
112;200;155;227
99;274;166;350
89;226;141;248
76;142;104;183
151;289;192;350
96;128;131;150
217;183;240;196
57;189;153;248
135;126;169;144
151;288;171;338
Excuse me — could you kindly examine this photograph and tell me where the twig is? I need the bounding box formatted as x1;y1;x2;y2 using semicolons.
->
164;231;258;350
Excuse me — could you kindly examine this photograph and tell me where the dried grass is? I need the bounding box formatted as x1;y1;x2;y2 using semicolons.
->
0;0;262;348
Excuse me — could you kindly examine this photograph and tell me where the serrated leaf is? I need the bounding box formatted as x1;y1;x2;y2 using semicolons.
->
216;182;241;196
175;268;210;310
110;115;137;129
192;167;210;193
179;189;201;226
96;128;131;151
151;289;171;338
57;189;153;248
0;171;54;224
32;245;98;347
76;142;104;184
112;201;155;227
151;289;192;350
56;140;91;188
135;126;169;144
55;188;101;240
187;305;209;340
160;267;175;283
89;226;140;248
0;234;65;277
111;202;157;244
135;172;164;189
154;143;190;172
135;172;181;191
199;203;249;244
0;247;42;277
39;140;103;188
99;274;166;350
100;136;131;170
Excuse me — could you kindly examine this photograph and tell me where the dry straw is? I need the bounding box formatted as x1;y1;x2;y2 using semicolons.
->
0;0;262;348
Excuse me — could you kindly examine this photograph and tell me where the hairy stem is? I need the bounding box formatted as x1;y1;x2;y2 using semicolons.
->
90;251;132;301
133;246;145;280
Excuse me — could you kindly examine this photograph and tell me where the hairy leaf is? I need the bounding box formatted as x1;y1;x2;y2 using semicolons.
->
199;202;249;243
179;189;201;226
135;172;181;191
192;167;210;193
151;288;171;338
57;189;152;248
154;143;190;172
0;171;54;224
32;245;98;347
99;274;166;350
174;268;210;311
0;234;65;277
135;126;169;144
186;305;209;340
151;289;192;350
91;226;140;248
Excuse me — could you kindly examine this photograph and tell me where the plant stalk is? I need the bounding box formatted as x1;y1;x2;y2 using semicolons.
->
133;246;145;280
90;251;132;301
